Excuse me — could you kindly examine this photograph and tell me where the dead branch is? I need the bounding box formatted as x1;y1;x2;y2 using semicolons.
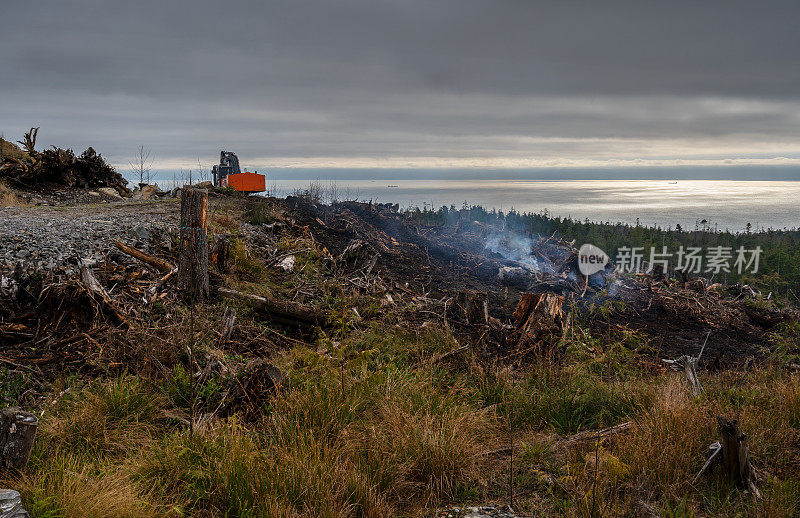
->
16;127;38;154
114;240;175;274
79;263;126;326
559;421;634;445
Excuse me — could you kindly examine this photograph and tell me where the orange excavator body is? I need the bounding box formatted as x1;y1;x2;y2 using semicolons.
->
222;171;266;193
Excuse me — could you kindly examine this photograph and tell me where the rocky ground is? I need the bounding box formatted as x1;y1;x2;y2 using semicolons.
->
1;198;177;274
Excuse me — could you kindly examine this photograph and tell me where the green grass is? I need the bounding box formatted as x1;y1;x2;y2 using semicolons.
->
7;323;800;517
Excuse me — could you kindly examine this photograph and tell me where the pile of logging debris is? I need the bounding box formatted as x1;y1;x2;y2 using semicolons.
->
0;128;130;195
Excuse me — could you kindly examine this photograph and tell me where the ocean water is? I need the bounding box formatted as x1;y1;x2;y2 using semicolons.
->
267;179;800;232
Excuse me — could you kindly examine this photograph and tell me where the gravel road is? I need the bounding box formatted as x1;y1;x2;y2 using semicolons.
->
1;199;179;274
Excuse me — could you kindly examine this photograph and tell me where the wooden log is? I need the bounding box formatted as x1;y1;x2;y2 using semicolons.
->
427;344;470;365
179;188;209;300
219;287;328;327
0;407;38;471
480;421;633;457
114;240;175;273
559;421;634;445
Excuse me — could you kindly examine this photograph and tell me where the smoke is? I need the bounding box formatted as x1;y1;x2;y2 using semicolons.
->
485;230;620;298
484;232;540;270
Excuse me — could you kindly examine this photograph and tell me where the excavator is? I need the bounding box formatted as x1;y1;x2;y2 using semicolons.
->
211;151;265;193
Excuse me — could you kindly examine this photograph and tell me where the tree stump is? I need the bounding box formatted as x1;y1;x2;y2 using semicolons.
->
211;234;231;273
0;407;38;471
448;290;489;325
179;188;209;300
717;416;760;496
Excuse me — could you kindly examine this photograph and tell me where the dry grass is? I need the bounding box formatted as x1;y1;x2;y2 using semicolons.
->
0;180;28;207
7;327;800;517
19;454;159;518
38;377;168;459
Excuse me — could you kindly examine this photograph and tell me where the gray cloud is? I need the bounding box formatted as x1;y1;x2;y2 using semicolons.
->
2;0;800;169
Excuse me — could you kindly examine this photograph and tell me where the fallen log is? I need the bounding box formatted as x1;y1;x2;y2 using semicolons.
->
427;343;470;365
559;421;634;445
114;240;175;274
218;287;328;327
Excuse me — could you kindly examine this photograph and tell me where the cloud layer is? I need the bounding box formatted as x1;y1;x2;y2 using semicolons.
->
2;0;799;171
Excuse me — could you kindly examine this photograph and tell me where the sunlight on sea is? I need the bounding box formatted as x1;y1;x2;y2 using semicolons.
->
269;179;800;232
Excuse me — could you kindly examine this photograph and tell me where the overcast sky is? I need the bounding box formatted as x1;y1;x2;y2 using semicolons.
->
2;0;800;173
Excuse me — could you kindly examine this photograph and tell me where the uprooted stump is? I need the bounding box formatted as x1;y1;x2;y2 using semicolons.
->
38;277;125;331
0;407;38;471
509;292;566;357
663;355;703;396
336;239;379;273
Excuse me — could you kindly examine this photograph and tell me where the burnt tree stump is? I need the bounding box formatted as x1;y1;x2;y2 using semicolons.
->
179;188;209;300
0;407;38;471
448;290;489;325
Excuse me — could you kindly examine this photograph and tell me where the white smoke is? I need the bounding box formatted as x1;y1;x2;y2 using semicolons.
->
484;232;540;271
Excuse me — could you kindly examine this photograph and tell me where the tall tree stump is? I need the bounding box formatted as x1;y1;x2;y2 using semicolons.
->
0;407;38;471
717;416;760;496
179;188;209;300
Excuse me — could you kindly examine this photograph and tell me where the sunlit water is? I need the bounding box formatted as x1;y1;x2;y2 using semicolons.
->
267;179;799;233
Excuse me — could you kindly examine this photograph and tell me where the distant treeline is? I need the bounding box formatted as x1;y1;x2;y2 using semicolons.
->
408;204;800;296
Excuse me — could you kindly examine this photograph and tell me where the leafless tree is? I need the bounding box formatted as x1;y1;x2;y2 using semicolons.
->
130;145;154;185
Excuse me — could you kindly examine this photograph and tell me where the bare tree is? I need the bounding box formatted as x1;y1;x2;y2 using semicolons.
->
130;145;154;185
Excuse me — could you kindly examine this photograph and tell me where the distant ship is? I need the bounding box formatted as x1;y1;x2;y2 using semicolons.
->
388;185;399;188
